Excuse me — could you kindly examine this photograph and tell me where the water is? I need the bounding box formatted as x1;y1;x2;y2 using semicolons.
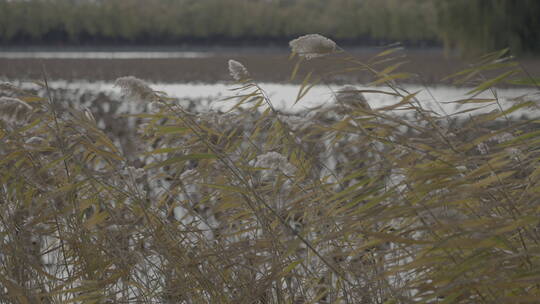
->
0;51;213;59
3;48;540;86
2;48;538;118
34;80;538;118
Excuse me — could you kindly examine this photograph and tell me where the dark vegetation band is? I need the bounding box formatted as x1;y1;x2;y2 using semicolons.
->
0;0;539;54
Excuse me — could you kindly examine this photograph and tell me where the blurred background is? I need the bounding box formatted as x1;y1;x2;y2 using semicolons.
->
1;0;539;84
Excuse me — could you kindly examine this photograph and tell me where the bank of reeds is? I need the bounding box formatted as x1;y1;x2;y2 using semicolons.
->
1;36;539;303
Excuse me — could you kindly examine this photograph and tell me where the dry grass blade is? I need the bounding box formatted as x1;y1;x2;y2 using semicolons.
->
1;39;540;303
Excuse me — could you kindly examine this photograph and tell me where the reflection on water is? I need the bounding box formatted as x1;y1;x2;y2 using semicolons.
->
0;51;213;59
37;80;536;118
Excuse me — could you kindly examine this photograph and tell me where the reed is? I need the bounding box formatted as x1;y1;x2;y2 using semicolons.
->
0;35;539;303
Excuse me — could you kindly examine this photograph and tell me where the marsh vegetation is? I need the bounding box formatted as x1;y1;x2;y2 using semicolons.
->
1;34;540;303
1;0;539;55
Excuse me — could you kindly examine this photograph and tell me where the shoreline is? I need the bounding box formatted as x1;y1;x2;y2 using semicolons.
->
1;48;538;86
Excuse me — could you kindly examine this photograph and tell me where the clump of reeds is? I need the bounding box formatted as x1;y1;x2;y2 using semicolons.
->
0;96;33;123
289;34;338;60
114;76;156;100
0;36;539;304
228;59;250;81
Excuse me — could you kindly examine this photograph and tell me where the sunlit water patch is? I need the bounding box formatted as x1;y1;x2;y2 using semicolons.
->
18;80;539;118
0;51;213;59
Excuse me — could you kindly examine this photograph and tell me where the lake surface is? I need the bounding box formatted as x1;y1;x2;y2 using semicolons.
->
0;51;214;59
2;48;538;119
24;80;536;119
3;47;540;84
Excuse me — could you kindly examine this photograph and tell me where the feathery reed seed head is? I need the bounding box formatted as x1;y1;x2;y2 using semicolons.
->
149;100;167;112
82;107;96;123
228;59;250;81
289;34;337;60
122;166;145;180
25;136;45;146
0;82;18;92
114;76;154;100
494;132;514;143
336;86;371;110
0;96;32;122
477;142;489;155
278;114;312;131
251;152;296;177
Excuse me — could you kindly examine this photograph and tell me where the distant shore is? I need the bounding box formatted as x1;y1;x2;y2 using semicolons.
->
1;47;538;85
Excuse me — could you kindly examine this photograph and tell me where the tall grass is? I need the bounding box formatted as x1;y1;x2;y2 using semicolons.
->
1;36;540;303
2;0;539;54
0;0;438;46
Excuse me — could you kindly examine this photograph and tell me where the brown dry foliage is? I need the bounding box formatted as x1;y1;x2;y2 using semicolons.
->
0;44;540;304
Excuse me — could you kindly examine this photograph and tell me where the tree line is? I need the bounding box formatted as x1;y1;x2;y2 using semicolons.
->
0;0;538;54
